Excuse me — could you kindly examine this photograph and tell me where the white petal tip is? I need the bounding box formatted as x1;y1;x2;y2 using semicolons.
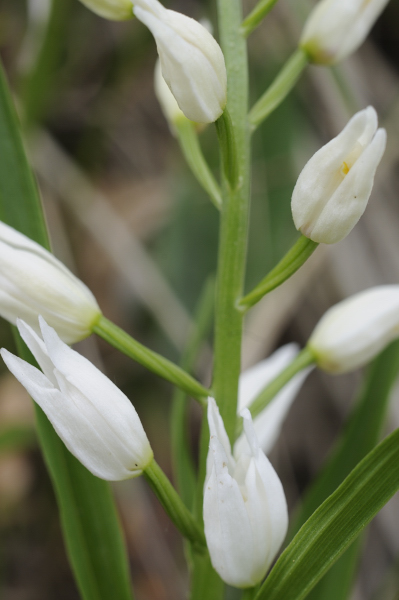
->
240;407;251;420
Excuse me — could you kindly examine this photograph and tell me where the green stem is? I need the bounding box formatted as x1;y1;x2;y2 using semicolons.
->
213;0;250;444
189;552;225;600
248;48;308;131
236;347;315;438
175;119;222;210
93;315;211;402
215;109;239;189
239;236;318;310
143;459;206;549
240;0;279;38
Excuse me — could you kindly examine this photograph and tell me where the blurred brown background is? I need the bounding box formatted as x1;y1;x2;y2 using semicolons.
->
0;0;398;598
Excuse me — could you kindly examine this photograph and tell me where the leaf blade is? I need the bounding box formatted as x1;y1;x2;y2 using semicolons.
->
255;428;399;600
291;341;399;600
0;60;133;600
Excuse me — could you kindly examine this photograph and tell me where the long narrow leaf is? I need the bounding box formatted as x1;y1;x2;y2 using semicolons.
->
255;427;399;600
21;0;73;127
292;341;399;532
306;539;362;600
291;341;399;600
0;61;133;600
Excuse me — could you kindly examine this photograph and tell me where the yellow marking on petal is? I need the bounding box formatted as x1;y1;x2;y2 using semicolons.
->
341;161;350;176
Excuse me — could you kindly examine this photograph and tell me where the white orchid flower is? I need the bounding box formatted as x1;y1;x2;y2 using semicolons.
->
301;0;390;65
309;286;399;373
204;398;288;588
133;0;227;123
0;222;101;344
1;317;153;480
291;107;386;244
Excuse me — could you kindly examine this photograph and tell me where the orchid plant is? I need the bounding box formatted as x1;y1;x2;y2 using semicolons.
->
0;0;398;599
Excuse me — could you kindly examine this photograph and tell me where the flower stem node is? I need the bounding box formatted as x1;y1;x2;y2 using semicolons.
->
204;398;288;588
291;107;386;244
308;286;399;373
78;0;134;20
1;318;153;480
133;0;227;123
0;222;101;343
300;0;390;65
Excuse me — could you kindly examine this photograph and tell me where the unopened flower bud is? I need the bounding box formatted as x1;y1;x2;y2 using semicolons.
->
204;398;288;588
1;318;153;480
300;0;390;65
133;0;227;123
78;0;134;20
0;222;101;344
308;286;399;373
291;107;386;244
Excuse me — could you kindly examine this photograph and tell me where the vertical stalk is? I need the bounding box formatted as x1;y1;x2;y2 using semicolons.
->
189;4;250;595
214;0;250;442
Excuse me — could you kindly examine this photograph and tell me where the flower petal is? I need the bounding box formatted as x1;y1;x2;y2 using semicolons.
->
235;345;311;456
206;397;235;481
204;435;255;588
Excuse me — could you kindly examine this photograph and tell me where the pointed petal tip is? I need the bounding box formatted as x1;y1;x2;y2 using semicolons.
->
39;315;66;350
240;407;251;421
0;347;11;360
16;317;35;337
207;396;219;422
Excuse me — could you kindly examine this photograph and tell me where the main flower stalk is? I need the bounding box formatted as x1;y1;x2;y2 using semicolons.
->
213;0;250;443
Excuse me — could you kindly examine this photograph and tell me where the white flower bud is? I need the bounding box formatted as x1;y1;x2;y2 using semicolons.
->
1;318;153;480
235;344;311;457
291;107;386;244
78;0;134;20
133;0;227;123
308;286;399;373
154;60;185;132
0;222;101;344
300;0;390;65
204;398;288;588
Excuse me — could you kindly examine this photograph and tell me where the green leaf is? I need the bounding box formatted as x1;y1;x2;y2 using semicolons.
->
292;341;399;531
21;0;73;127
254;427;399;600
0;69;49;246
305;539;362;600
291;341;399;600
0;61;133;600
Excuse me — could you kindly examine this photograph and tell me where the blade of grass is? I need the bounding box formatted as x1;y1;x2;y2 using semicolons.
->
292;340;399;532
255;427;399;600
21;0;73;127
290;341;399;600
0;60;133;600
